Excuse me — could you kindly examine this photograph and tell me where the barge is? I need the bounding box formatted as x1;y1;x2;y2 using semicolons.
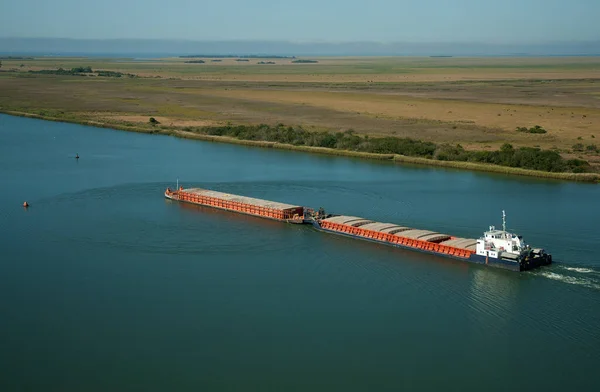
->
165;186;551;272
165;186;305;223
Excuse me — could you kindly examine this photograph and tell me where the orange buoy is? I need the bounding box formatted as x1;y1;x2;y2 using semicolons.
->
23;201;29;208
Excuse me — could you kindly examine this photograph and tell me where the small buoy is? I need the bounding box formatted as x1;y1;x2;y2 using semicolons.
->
75;153;79;159
23;201;29;208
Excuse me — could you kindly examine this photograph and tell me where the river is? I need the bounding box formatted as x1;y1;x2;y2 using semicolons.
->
0;114;599;391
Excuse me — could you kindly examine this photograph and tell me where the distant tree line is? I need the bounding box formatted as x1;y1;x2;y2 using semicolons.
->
179;55;295;59
72;66;93;73
0;56;34;60
184;60;205;63
28;67;136;78
29;68;87;76
291;59;318;63
257;61;276;64
96;70;132;77
186;124;590;173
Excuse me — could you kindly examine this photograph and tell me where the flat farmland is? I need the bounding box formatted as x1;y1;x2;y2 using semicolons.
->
1;56;599;169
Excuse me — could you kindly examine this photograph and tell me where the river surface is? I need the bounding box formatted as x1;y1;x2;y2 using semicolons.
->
1;114;599;391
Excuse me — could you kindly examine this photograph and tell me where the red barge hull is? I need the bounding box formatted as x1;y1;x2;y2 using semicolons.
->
165;187;305;224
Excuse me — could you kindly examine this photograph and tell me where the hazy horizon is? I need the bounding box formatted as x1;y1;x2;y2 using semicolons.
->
1;37;600;57
2;0;598;57
0;0;598;44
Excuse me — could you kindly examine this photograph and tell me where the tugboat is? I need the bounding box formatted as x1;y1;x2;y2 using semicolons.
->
471;211;552;271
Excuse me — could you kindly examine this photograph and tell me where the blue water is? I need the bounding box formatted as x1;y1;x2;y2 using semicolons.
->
0;114;599;391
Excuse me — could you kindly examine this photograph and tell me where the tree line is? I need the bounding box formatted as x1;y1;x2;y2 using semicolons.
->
28;67;135;78
189;124;590;173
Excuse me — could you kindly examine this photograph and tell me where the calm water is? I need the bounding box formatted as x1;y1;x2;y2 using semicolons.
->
1;114;599;391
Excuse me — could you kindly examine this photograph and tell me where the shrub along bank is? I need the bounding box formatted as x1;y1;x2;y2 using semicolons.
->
193;124;590;173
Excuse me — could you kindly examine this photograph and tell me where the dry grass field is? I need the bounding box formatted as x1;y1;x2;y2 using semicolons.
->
1;56;599;170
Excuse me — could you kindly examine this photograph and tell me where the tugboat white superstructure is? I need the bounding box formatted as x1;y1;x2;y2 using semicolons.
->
471;211;552;271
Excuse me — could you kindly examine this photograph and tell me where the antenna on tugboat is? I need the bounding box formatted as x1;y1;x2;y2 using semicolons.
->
502;210;507;233
177;177;179;190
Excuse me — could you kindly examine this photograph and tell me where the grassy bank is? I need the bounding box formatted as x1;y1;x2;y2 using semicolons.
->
3;109;599;182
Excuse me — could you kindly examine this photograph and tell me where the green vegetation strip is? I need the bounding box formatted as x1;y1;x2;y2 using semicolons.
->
173;130;599;182
198;123;590;174
2;110;598;183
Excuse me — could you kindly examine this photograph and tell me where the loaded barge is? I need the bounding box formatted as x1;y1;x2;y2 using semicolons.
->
165;186;305;223
165;186;551;272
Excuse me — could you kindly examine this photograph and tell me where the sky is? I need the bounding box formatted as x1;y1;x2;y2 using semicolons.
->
0;0;598;43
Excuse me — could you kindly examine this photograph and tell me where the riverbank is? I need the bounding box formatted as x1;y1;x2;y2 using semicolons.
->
3;110;599;182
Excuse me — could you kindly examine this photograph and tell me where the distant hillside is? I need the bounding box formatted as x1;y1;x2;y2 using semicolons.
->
1;38;600;57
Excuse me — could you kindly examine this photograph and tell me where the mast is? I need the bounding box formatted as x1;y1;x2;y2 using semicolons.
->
177;177;179;190
502;210;506;233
